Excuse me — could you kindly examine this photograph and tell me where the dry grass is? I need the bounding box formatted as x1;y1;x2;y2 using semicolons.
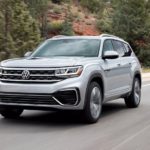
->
142;68;150;73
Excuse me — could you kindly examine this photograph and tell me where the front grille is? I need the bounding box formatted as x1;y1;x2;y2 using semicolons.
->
0;93;59;105
0;68;64;83
0;90;79;106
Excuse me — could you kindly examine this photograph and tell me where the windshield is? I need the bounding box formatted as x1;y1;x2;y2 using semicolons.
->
31;39;101;57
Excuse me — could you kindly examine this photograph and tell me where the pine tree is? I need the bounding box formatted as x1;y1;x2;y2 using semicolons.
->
96;2;113;33
24;0;49;37
0;0;41;59
80;0;105;13
111;0;148;42
115;0;150;66
99;0;150;66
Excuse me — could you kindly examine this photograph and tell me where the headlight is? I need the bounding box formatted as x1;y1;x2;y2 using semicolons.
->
55;66;83;77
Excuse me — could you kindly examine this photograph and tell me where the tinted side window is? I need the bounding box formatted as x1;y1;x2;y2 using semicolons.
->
123;43;132;56
103;40;114;52
112;40;125;57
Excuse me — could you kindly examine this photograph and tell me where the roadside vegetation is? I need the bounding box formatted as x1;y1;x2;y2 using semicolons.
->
0;0;150;68
142;67;150;73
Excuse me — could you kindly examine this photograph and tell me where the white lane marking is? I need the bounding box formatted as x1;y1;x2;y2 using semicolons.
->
111;124;150;150
110;83;150;150
142;84;150;87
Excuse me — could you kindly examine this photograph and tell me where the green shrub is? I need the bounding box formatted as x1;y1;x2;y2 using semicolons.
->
96;9;113;33
47;20;74;36
51;0;61;4
60;20;74;36
51;0;71;4
53;6;61;14
135;44;150;67
80;0;104;13
47;21;64;33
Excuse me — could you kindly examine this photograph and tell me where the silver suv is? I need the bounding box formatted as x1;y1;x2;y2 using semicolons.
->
0;34;142;123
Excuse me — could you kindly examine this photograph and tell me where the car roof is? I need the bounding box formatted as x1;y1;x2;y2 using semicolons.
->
51;35;101;40
48;34;128;44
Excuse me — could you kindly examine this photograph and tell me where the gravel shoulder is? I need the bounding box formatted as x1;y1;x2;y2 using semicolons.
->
142;73;150;81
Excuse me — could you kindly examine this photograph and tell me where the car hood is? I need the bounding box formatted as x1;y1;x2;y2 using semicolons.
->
1;57;101;68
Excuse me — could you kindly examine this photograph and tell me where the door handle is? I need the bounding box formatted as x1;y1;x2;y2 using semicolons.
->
104;63;121;72
105;65;120;72
129;63;132;66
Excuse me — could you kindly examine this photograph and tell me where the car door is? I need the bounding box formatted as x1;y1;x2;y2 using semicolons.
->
111;40;132;93
101;39;125;99
122;42;134;90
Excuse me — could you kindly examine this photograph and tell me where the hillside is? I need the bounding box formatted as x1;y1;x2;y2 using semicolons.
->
46;1;100;37
0;0;149;66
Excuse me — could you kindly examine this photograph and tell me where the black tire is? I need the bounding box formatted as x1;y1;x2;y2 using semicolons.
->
82;82;102;123
125;78;141;108
0;108;23;119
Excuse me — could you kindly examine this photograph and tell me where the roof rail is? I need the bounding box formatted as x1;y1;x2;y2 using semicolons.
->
100;34;123;40
52;35;67;39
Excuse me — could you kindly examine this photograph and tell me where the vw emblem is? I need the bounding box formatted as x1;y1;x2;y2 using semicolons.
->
22;70;30;80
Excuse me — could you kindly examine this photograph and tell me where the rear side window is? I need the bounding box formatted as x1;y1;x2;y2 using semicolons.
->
123;43;132;56
103;40;114;52
112;40;125;57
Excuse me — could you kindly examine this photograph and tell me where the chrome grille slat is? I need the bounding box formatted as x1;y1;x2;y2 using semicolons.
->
0;68;63;83
0;79;61;83
2;74;55;77
2;74;21;76
1;67;65;70
0;93;59;105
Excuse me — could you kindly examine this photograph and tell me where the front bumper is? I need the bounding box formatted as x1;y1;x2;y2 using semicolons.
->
0;77;87;110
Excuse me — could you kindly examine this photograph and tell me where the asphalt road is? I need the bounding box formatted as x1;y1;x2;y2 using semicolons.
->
0;80;150;150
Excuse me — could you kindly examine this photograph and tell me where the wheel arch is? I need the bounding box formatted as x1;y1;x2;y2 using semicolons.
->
84;72;105;108
133;71;142;88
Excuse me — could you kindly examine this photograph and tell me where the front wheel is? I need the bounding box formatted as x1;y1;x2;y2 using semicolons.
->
82;82;102;123
125;78;141;108
0;108;23;119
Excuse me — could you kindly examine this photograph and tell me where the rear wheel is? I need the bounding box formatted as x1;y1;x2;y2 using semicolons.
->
0;108;23;119
125;78;141;108
82;82;102;123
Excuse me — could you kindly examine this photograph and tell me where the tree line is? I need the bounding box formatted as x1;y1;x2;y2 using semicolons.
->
97;0;150;66
0;0;41;59
0;0;150;66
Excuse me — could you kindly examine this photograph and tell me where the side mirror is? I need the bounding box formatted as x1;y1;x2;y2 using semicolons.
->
103;51;119;59
24;51;32;57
